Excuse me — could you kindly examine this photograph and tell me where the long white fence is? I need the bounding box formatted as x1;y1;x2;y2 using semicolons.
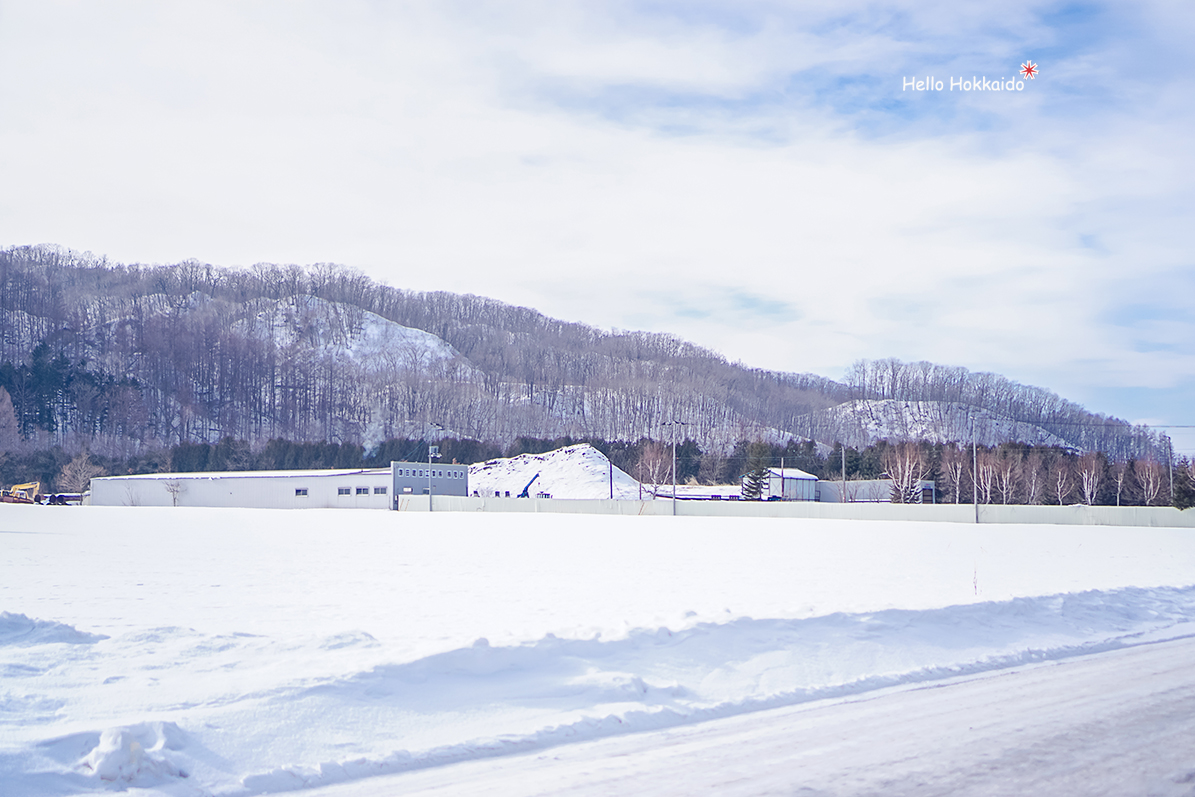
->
394;496;1195;528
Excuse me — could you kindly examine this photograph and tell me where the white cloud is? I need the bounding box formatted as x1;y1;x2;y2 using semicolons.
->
0;0;1190;425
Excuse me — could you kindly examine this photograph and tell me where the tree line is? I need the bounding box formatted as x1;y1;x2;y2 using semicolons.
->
6;432;1191;509
0;245;1164;466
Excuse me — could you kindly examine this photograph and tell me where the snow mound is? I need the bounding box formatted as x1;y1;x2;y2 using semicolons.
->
468;444;640;499
77;722;190;786
0;612;108;647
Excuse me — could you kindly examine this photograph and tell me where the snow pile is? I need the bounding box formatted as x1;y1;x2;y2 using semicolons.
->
76;722;190;786
0;612;108;647
468;444;640;499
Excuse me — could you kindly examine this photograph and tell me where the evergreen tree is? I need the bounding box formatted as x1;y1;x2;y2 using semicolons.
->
742;440;771;500
1174;457;1195;510
675;438;702;483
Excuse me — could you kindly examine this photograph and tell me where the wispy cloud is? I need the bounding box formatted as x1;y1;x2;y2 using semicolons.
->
0;0;1190;431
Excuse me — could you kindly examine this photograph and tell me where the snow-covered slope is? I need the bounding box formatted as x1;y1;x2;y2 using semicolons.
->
240;296;460;366
468;444;641;499
805;400;1071;449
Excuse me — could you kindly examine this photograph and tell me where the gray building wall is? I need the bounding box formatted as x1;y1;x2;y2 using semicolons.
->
390;461;469;499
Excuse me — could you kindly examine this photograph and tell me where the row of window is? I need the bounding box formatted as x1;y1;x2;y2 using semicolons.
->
394;468;464;479
295;486;388;497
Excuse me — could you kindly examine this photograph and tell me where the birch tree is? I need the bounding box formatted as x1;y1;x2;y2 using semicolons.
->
1050;456;1075;505
882;441;927;503
1134;459;1165;506
1077;452;1103;505
994;447;1021;504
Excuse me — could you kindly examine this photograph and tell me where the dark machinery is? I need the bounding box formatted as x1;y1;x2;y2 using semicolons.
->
517;473;540;498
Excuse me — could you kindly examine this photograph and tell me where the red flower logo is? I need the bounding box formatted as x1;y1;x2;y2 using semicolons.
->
1020;61;1038;80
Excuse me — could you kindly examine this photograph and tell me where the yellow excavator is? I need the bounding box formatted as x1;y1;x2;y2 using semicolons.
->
1;482;41;504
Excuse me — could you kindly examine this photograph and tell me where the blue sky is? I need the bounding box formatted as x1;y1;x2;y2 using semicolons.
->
0;0;1192;452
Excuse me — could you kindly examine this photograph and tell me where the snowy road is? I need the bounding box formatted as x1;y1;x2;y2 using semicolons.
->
311;634;1195;797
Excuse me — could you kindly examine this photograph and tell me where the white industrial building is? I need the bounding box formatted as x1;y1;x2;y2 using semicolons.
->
90;462;469;509
817;478;937;503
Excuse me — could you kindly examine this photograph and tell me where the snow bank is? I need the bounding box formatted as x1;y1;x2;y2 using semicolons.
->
77;722;190;785
468;444;640;499
8;590;1195;796
0;613;108;647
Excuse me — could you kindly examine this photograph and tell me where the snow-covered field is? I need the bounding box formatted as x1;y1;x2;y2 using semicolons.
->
3;505;1195;796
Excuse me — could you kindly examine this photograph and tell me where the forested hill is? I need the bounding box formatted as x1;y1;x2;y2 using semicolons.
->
0;245;1156;459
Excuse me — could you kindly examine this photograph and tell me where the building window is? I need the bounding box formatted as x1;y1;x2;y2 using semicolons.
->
338;487;350;496
374;486;387;495
356;487;369;495
295;488;308;496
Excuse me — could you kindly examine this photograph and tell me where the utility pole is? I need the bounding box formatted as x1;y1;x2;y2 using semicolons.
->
841;444;847;504
1167;435;1175;506
663;420;688;516
669;437;678;518
426;422;444;512
427;444;441;512
971;413;979;524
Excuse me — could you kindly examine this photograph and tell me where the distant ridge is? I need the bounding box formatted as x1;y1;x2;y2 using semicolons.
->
0;245;1158;458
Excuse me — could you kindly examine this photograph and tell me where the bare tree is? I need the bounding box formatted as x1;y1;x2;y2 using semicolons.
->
995;448;1021;504
1134;459;1165;506
976;448;996;504
634;442;670;498
58;450;105;493
0;387;19;451
1050;456;1075;505
1076;452;1103;505
1023;451;1044;505
163;480;185;507
940;445;966;503
882;441;926;503
1110;460;1130;506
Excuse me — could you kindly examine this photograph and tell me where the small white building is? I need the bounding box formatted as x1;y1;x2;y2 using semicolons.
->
764;467;818;501
739;467;819;501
